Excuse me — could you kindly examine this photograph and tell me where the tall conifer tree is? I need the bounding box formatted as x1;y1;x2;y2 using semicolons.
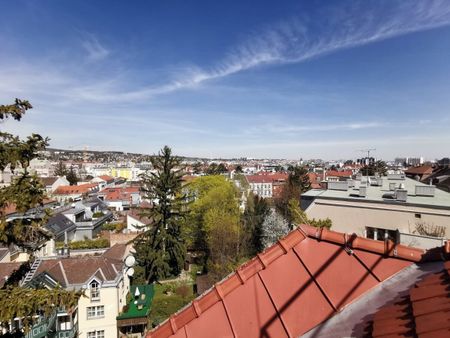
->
134;146;187;283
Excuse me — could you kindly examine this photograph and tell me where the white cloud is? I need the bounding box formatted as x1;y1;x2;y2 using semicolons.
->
81;34;110;61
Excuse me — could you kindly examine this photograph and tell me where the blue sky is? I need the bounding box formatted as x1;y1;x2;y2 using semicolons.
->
1;0;450;160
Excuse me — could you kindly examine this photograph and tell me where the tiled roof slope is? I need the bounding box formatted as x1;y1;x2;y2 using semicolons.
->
369;260;450;338
34;245;126;287
146;225;446;338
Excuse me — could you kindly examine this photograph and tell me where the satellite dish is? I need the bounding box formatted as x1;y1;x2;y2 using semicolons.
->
125;255;136;267
126;267;135;277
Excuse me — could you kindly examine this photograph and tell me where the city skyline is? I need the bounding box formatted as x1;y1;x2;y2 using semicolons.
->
1;0;450;159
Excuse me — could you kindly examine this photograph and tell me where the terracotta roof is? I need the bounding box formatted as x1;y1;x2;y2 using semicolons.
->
326;170;353;177
369;260;450;337
99;175;115;182
54;183;98;195
0;262;24;287
405;165;434;175
145;225;446;338
246;173;288;184
99;186;140;201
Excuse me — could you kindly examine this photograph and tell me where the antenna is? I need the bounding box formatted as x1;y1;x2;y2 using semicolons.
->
358;148;376;183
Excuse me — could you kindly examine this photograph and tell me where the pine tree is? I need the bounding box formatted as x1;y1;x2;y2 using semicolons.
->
53;160;68;177
243;193;270;255
66;166;78;185
134;146;187;283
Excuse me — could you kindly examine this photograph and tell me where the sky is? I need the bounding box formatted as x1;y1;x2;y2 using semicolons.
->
1;0;450;160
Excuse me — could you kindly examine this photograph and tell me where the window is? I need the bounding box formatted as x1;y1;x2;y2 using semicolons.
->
366;226;398;243
87;330;105;338
90;281;100;301
87;305;104;319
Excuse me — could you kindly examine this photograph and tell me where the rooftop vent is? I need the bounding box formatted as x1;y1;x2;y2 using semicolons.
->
415;185;435;197
376;178;383;186
395;189;408;202
389;183;397;191
328;181;348;191
388;173;405;180
359;186;367;197
347;179;355;188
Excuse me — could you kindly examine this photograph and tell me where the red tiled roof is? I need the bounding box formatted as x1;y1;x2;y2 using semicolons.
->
405;165;433;175
146;225;444;338
99;186;140;201
54;183;98;195
369;260;450;338
98;175;115;182
326;170;353;177
246;173;288;184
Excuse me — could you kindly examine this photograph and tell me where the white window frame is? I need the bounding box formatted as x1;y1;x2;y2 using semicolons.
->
86;305;104;319
87;331;105;338
90;280;100;301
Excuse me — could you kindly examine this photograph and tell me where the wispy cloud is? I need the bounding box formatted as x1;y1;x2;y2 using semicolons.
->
103;0;450;102
81;33;110;61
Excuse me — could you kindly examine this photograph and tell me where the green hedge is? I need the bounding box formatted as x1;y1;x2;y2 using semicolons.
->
56;238;110;250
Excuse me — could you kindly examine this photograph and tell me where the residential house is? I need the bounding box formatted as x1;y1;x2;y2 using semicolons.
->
405;165;434;182
98;187;141;211
324;170;353;182
126;208;151;232
41;176;70;193
246;173;288;198
91;175;116;189
145;224;450;338
23;244;131;338
53;183;100;203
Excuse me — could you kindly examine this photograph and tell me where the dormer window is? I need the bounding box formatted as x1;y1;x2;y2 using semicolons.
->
90;280;100;301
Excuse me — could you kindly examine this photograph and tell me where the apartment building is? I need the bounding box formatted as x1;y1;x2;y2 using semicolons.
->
301;175;450;249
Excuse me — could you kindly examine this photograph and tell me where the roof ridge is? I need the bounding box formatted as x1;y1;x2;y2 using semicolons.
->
58;260;69;287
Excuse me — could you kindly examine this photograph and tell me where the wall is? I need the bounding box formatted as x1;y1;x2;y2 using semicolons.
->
77;279;127;338
305;199;450;247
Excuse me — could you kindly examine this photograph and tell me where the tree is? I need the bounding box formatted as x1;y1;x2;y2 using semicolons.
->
0;99;79;331
242;193;270;256
275;165;311;222
133;146;187;283
361;160;387;176
261;209;290;249
66;166;78;185
287;198;332;229
185;175;242;281
235;164;243;173
53;160;67;177
206;162;227;175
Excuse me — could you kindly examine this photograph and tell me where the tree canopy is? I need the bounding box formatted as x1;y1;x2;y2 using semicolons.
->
0;99;80;332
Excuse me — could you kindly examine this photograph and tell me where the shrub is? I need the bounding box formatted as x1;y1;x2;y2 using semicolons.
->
56;238;110;250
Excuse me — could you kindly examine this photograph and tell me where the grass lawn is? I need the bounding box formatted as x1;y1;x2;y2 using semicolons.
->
148;281;195;327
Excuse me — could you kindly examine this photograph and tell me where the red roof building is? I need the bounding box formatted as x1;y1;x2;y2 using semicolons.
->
145;225;449;338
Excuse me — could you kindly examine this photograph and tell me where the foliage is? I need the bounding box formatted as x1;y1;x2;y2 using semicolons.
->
134;146;187;283
235;164;243;173
0;286;82;331
53;160;67;177
287;198;332;229
361;160;388;176
0;99;80;331
66;166;78;186
92;211;104;218
185;175;243;281
414;221;446;237
261;209;290;249
102;222;116;231
205;162;227;175
242;193;270;255
275;165;311;222
56;238;110;250
148;282;194;326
